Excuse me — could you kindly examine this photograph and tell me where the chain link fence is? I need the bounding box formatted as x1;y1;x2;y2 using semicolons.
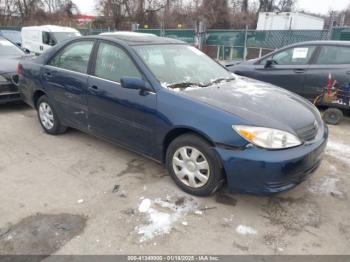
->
1;26;349;61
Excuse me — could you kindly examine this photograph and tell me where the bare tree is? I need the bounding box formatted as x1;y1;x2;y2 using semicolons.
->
258;0;297;12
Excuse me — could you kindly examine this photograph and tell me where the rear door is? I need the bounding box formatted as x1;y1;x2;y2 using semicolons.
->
251;45;317;95
41;40;95;130
87;41;157;155
304;45;350;100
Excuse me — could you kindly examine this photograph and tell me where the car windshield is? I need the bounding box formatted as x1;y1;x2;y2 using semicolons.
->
0;38;24;56
134;45;234;88
52;32;81;43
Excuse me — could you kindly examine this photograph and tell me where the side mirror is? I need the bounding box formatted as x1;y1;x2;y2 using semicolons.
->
265;59;276;68
121;77;152;92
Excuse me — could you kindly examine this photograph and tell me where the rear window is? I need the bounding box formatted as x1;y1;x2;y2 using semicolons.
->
315;46;350;65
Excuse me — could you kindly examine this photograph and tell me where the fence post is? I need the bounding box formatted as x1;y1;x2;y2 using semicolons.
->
243;25;248;61
328;11;336;40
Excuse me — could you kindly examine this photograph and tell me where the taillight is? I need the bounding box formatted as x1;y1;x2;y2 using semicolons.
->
16;63;22;75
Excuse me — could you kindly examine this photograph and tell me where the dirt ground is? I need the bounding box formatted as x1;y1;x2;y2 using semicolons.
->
0;103;349;256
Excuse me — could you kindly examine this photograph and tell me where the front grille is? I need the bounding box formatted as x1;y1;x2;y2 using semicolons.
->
296;121;318;141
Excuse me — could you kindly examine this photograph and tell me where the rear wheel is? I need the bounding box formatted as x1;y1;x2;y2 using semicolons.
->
323;108;343;125
166;134;224;196
37;95;67;135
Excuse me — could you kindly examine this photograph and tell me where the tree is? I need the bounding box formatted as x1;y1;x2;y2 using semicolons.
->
258;0;297;12
200;0;231;28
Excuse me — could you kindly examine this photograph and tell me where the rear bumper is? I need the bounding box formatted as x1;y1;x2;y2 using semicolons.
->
215;125;328;195
0;84;21;104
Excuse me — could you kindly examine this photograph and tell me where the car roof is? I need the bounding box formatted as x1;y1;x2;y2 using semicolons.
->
22;25;79;33
0;36;10;42
0;30;20;33
96;32;186;46
290;40;350;47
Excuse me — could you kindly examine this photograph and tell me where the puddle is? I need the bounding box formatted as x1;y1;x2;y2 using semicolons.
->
215;193;237;206
117;158;166;179
0;214;86;255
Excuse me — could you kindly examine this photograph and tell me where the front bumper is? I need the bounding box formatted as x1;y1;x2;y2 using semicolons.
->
215;125;328;194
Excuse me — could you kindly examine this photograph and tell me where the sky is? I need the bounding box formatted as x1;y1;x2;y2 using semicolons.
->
72;0;350;16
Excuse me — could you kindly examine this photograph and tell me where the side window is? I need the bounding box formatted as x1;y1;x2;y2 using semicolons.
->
94;42;142;83
49;41;94;74
316;46;350;65
261;46;316;65
42;32;50;45
42;32;56;46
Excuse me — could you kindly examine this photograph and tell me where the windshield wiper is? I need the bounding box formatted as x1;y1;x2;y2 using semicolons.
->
209;77;236;85
167;82;205;89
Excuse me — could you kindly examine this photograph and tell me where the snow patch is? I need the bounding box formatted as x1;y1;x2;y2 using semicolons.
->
135;196;198;242
309;176;344;199
138;199;151;213
236;225;258;235
326;140;350;166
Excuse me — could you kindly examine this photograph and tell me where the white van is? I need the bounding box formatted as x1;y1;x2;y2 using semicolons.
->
21;25;81;54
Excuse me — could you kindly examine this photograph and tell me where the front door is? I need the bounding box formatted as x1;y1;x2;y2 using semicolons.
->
87;41;157;155
42;40;95;130
253;45;317;96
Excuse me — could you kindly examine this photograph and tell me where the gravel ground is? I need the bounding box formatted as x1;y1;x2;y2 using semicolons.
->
0;104;349;255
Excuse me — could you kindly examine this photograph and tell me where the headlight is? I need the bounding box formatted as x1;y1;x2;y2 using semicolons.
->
0;75;9;84
233;125;302;149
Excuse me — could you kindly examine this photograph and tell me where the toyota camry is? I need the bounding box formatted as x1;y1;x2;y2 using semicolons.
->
18;32;328;196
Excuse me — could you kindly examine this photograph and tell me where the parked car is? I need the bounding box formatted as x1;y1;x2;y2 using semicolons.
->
21;25;81;55
0;30;22;46
0;36;30;104
228;41;350;101
18;34;328;196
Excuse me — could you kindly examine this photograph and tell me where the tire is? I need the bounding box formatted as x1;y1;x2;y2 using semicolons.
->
36;95;67;135
166;134;224;196
323;108;343;125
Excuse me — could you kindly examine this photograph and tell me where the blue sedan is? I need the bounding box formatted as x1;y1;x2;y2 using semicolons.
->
18;32;328;196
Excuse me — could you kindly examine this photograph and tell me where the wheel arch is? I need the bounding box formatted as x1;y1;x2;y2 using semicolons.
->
32;90;47;109
162;127;216;163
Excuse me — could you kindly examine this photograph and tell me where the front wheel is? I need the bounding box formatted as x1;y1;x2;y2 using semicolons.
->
166;134;224;196
37;95;67;135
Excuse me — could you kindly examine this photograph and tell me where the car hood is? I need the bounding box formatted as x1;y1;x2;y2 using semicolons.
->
0;55;26;74
179;77;320;135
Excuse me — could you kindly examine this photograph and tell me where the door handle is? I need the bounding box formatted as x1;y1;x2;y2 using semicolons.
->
346;71;350;75
43;71;54;79
294;69;305;74
89;85;99;91
88;85;100;94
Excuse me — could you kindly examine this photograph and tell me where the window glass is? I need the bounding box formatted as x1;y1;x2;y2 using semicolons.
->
49;41;94;73
316;46;350;65
135;45;232;86
42;32;56;46
261;46;316;65
95;42;141;82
